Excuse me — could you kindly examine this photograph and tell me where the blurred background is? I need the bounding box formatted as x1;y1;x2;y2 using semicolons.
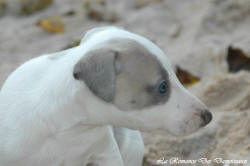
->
0;0;250;165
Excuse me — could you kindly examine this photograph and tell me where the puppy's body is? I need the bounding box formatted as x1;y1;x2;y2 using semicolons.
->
0;27;211;166
0;28;146;166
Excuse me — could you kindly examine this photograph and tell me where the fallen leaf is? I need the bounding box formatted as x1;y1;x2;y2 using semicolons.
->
36;16;64;34
227;46;250;73
176;66;200;87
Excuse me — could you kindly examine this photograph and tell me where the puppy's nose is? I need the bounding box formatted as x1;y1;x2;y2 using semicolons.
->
201;110;212;126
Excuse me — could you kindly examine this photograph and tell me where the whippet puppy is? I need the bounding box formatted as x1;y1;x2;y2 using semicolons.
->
0;27;212;166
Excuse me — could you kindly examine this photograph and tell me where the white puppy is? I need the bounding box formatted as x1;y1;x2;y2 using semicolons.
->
0;27;212;166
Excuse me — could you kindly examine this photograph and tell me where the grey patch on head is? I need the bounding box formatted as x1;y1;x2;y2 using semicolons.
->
73;48;118;102
74;37;171;110
106;38;171;111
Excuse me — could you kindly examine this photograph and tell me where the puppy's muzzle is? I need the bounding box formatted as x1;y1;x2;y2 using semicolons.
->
200;110;212;127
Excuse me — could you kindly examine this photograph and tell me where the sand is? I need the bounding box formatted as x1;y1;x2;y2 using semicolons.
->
0;0;249;165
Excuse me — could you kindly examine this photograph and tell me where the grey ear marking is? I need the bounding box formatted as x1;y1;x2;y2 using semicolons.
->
114;51;121;74
73;48;119;102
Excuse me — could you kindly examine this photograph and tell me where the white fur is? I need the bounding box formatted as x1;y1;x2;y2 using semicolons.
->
0;27;209;166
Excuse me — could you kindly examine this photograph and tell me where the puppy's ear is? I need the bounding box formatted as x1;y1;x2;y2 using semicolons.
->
73;48;120;102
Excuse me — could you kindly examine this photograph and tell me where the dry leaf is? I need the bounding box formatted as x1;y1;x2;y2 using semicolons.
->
227;46;250;73
36;16;64;34
176;66;200;87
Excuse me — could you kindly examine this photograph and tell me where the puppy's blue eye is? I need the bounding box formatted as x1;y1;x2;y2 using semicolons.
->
158;80;167;94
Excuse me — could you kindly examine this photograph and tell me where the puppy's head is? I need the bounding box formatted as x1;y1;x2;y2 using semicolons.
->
73;27;212;136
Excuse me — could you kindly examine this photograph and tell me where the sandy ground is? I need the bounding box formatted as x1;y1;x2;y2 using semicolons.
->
0;0;250;165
